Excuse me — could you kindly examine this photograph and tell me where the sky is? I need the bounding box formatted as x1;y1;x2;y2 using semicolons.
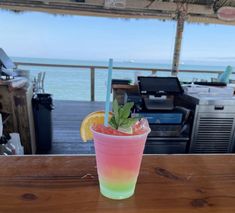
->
0;9;235;64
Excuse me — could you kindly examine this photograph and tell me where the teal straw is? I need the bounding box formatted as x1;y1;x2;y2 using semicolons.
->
104;59;113;127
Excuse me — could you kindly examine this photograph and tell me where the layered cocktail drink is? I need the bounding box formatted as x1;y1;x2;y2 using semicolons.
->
92;121;150;199
81;100;150;200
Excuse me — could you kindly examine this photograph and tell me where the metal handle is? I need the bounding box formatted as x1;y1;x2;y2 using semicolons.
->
214;105;224;110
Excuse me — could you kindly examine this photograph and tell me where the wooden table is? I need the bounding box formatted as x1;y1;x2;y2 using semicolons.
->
1;155;235;213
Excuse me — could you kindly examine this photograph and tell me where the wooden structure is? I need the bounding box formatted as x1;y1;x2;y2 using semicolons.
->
172;11;185;76
112;84;138;105
0;78;36;154
1;154;235;212
1;1;235;75
1;1;235;25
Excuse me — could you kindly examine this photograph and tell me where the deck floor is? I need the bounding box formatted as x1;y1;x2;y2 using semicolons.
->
50;100;105;154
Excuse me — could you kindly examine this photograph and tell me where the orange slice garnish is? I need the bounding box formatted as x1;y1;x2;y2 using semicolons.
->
80;111;112;142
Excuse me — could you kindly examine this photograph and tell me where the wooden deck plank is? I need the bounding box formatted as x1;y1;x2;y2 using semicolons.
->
50;100;105;154
50;142;94;154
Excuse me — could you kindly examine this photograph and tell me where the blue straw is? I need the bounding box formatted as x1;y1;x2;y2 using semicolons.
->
104;58;113;127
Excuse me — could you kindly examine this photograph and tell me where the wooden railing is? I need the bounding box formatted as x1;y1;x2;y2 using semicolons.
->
15;61;232;101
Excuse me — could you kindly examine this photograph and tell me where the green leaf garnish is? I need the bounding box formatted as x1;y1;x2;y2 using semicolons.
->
113;99;119;122
121;102;134;119
109;116;118;129
109;99;139;131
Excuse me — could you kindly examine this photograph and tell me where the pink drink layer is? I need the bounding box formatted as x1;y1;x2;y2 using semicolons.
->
91;125;150;200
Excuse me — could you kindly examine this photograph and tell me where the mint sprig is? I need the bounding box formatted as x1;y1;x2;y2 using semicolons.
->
109;99;139;130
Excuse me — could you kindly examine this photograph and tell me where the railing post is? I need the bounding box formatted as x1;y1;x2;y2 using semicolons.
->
151;69;157;76
90;67;95;102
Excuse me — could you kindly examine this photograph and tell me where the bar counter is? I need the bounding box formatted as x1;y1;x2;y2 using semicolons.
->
1;155;235;212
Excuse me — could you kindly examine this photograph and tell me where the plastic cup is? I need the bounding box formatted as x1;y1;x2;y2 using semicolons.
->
92;128;150;200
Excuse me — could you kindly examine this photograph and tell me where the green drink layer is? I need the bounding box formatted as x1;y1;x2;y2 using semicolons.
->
99;180;136;199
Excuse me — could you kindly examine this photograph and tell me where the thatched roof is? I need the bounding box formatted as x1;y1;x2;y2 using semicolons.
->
1;0;235;25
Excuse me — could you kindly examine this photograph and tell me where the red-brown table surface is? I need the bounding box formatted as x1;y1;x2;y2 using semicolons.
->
0;155;235;213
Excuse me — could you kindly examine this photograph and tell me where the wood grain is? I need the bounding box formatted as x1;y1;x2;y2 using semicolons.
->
1;155;235;212
0;84;35;154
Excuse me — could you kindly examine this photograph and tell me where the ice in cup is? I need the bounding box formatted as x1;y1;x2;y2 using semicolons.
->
91;122;150;199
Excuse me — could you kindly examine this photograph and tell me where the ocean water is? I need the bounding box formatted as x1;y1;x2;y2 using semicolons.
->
13;57;233;101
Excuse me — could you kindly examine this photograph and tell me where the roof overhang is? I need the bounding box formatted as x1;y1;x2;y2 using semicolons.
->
1;0;235;25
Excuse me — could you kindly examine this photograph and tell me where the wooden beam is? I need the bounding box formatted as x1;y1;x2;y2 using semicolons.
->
0;2;173;20
188;14;235;25
31;0;215;15
172;12;184;76
127;1;214;15
2;0;215;15
1;0;235;26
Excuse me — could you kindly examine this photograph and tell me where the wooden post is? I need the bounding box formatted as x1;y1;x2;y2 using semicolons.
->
172;12;185;76
151;69;157;76
90;67;95;102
